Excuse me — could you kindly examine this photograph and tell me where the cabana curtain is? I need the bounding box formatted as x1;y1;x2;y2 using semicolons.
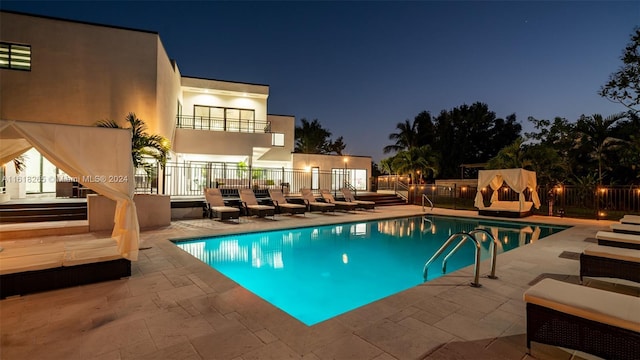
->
0;120;140;260
474;168;541;210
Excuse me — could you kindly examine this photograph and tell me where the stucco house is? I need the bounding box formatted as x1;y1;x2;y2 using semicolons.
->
0;10;371;201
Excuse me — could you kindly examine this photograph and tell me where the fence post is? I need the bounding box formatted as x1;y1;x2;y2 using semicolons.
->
453;184;457;210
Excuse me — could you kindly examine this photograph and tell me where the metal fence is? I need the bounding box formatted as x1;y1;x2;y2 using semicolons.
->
377;176;640;220
135;162;355;197
176;115;271;133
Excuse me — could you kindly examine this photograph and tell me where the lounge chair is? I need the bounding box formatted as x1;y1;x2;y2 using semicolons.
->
596;230;640;249
239;188;275;218
610;223;640;235
524;278;640;360
620;214;640;225
319;189;358;212
341;187;375;210
204;188;241;221
300;188;335;213
579;244;640;284
268;188;306;216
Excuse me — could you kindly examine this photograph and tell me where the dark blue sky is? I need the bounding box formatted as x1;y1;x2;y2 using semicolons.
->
2;1;639;162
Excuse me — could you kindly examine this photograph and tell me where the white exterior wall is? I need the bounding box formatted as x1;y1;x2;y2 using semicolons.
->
0;12;161;132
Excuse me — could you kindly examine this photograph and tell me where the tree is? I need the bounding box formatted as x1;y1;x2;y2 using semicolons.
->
432;102;521;178
599;28;640;112
383;111;436;154
575;113;627;185
486;138;532;170
390;145;440;183
294;118;344;154
383;119;420;154
96;112;170;168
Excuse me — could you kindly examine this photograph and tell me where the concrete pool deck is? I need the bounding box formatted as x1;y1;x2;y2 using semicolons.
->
1;205;638;359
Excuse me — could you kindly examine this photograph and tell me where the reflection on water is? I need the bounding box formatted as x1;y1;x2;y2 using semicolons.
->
175;215;567;325
178;216;563;272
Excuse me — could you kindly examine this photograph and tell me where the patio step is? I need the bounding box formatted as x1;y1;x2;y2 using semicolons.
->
356;193;407;206
0;200;87;223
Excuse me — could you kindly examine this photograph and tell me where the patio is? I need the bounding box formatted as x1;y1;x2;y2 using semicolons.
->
1;206;637;359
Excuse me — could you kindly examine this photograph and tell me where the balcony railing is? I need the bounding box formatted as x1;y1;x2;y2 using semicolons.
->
176;115;271;133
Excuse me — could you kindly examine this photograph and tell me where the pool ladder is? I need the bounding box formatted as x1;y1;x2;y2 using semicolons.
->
422;228;499;287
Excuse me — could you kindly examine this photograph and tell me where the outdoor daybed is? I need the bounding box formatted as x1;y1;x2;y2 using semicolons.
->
475;168;540;218
524;278;640;360
579;244;640;284
596;230;640;249
0;238;131;299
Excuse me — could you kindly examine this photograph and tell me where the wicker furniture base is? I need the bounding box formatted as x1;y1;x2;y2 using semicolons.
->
597;238;640;250
526;303;640;360
478;209;532;218
1;258;131;299
579;253;640;283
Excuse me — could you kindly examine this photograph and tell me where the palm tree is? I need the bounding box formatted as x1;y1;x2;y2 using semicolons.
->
575;112;626;185
294;118;333;154
96;112;170;168
383;119;420;154
486;138;532;170
391;145;439;183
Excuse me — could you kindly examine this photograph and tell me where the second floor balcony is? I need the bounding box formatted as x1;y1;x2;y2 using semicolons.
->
176;115;271;133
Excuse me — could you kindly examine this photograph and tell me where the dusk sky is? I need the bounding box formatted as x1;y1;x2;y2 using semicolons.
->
2;1;639;163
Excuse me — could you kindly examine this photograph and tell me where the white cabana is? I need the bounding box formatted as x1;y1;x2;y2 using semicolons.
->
474;168;541;215
0;120;140;260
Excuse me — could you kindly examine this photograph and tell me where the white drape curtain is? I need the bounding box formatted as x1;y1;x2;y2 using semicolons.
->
474;168;541;210
0;120;140;260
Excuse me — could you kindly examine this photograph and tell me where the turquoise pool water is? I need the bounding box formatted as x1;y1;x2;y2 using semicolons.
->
174;215;567;325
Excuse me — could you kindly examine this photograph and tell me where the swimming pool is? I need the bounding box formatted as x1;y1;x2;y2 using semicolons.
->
174;215;567;325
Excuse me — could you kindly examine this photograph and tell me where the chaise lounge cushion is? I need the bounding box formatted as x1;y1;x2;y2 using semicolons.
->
583;244;640;263
596;230;640;245
610;223;640;235
524;278;640;332
621;215;640;225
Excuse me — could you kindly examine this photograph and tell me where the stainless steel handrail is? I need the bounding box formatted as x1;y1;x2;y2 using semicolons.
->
440;233;482;287
422;227;499;287
422;193;434;212
468;228;499;279
422;232;472;282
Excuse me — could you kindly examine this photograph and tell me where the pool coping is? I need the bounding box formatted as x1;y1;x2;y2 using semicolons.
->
1;205;628;359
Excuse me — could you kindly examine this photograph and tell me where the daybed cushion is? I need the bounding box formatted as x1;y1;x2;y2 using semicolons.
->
596;231;640;245
63;246;123;266
0;252;64;275
583;244;640;263
524;278;640;332
64;238;119;251
0;242;64;259
487;200;533;212
610;223;640;235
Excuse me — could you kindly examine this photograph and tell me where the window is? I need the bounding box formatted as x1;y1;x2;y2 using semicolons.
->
272;133;285;147
0;42;31;71
192;105;255;132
